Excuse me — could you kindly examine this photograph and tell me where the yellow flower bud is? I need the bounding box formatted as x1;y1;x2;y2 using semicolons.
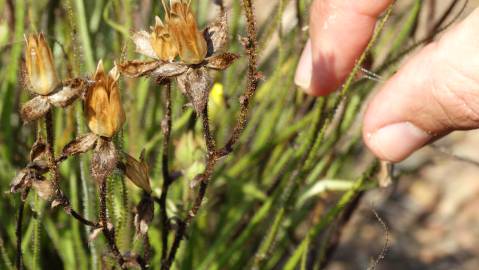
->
24;33;59;95
167;1;207;64
150;16;178;62
85;61;126;138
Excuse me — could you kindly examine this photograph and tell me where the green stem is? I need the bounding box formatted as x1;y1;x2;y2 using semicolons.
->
72;0;95;71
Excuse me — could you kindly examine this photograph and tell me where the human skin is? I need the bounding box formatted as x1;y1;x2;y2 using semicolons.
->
295;0;479;162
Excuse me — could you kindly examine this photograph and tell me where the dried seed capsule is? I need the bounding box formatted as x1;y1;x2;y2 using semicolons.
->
167;0;207;64
24;33;59;95
85;61;126;138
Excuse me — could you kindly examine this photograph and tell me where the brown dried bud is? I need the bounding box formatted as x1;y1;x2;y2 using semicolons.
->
167;0;207;64
91;138;118;183
85;61;126;138
134;195;154;236
124;151;152;194
177;67;212;114
24;33;59;95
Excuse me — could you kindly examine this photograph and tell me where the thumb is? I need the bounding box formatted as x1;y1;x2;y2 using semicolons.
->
364;8;479;162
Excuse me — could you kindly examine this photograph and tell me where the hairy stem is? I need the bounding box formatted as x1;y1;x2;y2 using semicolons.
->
163;106;216;270
159;81;172;263
99;180;126;269
15;199;25;270
217;0;259;157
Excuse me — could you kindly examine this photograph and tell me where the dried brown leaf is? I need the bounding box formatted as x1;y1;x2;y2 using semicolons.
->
203;12;229;56
91;138;118;183
117;60;161;78
48;78;86;107
124;152;152;194
10;169;32;193
62;133;98;157
134;195;154;236
132;30;158;59
176;67;212;114
20;95;51;123
150;62;188;80
206;52;239;70
30;138;47;162
32;180;54;201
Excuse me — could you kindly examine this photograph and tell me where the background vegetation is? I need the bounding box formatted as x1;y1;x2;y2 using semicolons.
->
0;0;471;269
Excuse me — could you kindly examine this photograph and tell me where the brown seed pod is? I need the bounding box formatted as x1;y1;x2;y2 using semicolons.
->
85;61;126;138
134;195;154;236
177;67;212;114
91;138;118;183
24;33;59;95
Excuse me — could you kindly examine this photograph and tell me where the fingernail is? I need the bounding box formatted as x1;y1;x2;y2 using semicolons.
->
295;40;312;91
366;122;431;162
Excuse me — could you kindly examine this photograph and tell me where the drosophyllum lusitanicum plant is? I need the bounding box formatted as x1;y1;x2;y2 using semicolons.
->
10;0;259;269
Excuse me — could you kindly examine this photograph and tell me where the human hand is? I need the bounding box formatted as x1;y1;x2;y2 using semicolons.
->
295;0;479;162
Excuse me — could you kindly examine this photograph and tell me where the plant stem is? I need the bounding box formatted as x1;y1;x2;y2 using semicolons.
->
163;106;216;270
72;0;95;71
217;0;259;157
159;81;172;263
99;180;126;269
163;1;260;267
15;199;24;270
45;110;98;227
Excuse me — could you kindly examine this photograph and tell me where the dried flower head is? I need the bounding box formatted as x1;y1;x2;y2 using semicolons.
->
10;140;50;200
167;0;208;64
119;2;238;114
21;33;89;123
24;33;59;95
85;60;126;138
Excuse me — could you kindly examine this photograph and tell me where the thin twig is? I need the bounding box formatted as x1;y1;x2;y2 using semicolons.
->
217;0;260;157
367;209;390;270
